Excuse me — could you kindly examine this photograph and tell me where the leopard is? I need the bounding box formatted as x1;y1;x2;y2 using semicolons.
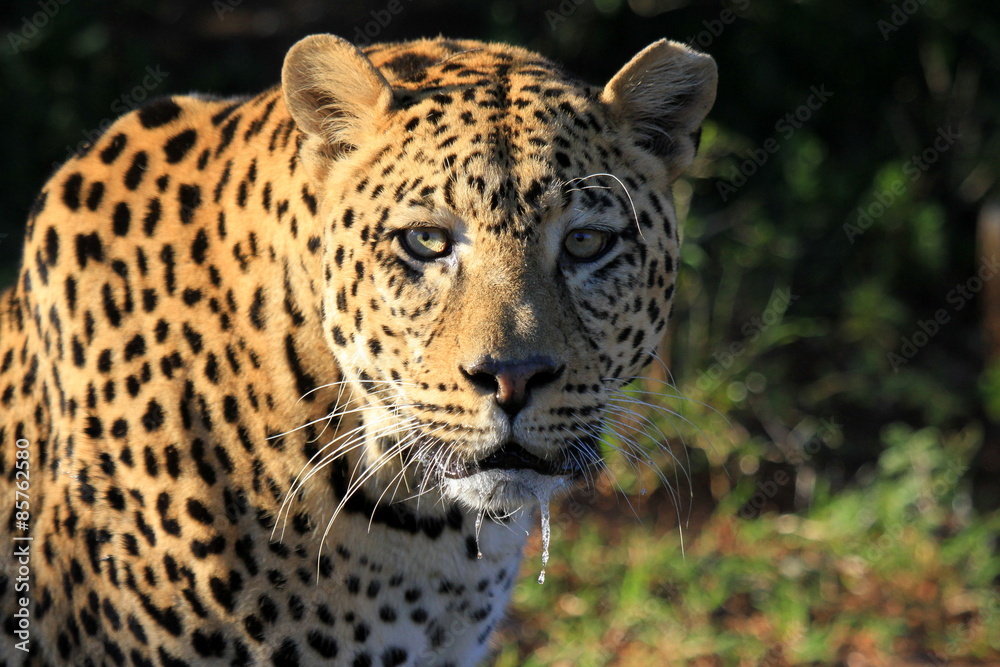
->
0;34;716;666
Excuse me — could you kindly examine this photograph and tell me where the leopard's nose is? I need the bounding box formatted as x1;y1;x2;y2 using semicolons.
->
460;357;564;417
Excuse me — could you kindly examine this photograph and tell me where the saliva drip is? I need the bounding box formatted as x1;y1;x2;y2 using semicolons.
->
474;509;484;560
537;497;551;585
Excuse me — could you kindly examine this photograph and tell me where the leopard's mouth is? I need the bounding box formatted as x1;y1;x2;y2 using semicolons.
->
442;441;580;479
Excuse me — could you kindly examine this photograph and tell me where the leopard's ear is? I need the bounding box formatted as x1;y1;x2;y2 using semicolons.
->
602;40;717;179
282;34;393;178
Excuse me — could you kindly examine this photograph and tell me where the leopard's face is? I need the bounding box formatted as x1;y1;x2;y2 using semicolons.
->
284;36;717;512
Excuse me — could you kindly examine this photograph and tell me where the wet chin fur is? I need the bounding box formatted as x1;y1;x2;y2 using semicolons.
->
442;469;573;514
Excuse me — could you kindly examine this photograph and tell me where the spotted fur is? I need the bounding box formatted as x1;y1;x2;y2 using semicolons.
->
0;35;716;665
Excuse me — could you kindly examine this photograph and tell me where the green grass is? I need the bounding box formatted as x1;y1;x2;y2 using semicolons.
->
492;424;1000;666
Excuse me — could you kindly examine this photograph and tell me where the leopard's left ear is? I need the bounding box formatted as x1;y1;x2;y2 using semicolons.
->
602;40;717;179
282;34;393;181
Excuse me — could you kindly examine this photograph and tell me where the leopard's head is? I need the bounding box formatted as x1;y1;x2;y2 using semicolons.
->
282;35;716;513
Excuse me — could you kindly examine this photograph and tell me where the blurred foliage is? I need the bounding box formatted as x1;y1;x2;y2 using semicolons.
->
499;426;1000;665
1;0;999;663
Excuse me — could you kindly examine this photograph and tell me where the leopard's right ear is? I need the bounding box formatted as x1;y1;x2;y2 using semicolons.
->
282;34;393;178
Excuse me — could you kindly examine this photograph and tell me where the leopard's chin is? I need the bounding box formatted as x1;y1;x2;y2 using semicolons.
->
436;441;591;512
441;468;575;513
441;441;578;479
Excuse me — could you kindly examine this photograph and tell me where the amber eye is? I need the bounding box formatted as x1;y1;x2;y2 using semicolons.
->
400;227;451;261
563;229;615;261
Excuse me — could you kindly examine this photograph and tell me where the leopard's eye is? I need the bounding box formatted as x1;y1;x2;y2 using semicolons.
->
400;227;451;261
563;229;615;262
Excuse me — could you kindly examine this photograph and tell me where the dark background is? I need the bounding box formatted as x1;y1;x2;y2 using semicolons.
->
1;0;999;508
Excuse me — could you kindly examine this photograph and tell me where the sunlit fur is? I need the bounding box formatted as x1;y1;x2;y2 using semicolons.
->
0;34;716;665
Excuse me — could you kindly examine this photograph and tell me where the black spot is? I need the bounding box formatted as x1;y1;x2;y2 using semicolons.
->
124;151;149;190
110;202;131;237
155;319;170;343
186;499;214;525
217;115;241;156
75;233;104;268
85;416;103;438
384;53;435;82
178;184;201;224
380;647;408;667
142;400;165;432
138;98;183;129
223;395;238;423
97;349;113;373
204;354;220;383
332;326;347;347
465;535;481;560
259;595;279;623
301;186;317;215
164;129;198;163
124;334;146;362
127;615;148;644
272;639;299;667
86;181;105;211
143;198;162;236
62;172;83;210
100;133;128;164
367;581;381;598
182;323;203;354
284;334;317;401
182;288;202;306
307;630;338;658
191;229;209;264
212;102;241;126
210;572;243;614
243;614;264;642
249;288;266;329
44;226;59;265
143;289;158;313
102;282;123;327
192;630;226;657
